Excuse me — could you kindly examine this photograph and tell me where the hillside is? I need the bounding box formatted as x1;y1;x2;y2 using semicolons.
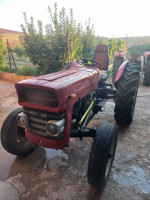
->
1;28;150;48
0;28;22;47
97;36;150;48
116;36;150;47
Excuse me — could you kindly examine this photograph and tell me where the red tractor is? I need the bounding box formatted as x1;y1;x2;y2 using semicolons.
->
143;52;150;86
0;44;141;190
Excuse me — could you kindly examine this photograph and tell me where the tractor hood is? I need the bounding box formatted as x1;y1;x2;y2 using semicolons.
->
15;68;99;113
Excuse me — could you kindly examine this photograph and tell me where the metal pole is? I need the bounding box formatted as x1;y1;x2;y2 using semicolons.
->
6;39;17;71
6;39;12;72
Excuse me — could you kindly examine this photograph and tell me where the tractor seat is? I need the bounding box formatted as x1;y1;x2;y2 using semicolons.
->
99;73;108;84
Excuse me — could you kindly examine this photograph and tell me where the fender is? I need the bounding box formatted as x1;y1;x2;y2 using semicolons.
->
143;52;150;72
114;61;129;87
144;52;150;58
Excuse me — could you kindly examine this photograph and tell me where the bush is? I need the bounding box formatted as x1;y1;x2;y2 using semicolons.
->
0;64;16;73
12;46;26;57
0;64;40;76
0;34;7;67
20;4;96;74
16;66;40;76
128;43;150;54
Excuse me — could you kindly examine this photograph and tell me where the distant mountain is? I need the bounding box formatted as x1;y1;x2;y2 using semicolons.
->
1;28;150;48
96;36;150;48
0;28;22;47
115;36;150;47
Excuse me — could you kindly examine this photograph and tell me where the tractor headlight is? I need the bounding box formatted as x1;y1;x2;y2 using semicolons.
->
17;112;28;128
47;119;65;136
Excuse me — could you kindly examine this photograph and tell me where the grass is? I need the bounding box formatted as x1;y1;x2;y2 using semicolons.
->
16;66;40;76
0;64;40;76
0;64;16;73
108;68;112;76
107;64;113;76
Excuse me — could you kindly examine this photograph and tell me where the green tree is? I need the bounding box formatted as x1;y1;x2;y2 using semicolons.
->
128;43;150;54
82;19;95;59
106;38;117;59
20;3;96;74
0;34;6;67
12;45;26;57
117;39;126;51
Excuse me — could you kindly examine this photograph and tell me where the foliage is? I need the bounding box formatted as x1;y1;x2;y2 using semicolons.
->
106;38;117;59
106;38;126;59
16;66;40;76
20;3;96;74
0;34;7;67
128;43;150;54
0;64;39;76
82;19;95;59
117;39;126;51
0;64;12;72
12;45;26;57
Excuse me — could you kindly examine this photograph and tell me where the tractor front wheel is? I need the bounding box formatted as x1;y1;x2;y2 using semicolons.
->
1;108;35;156
143;57;150;86
114;62;141;125
88;122;118;190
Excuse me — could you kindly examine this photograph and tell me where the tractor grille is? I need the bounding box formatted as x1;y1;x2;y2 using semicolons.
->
23;107;65;138
17;86;58;108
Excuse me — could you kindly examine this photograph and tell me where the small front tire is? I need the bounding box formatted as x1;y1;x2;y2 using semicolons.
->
88;122;118;190
1;108;35;156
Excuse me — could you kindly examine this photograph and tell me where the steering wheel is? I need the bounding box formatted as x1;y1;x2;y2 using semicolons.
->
76;59;101;67
89;59;101;66
76;59;88;65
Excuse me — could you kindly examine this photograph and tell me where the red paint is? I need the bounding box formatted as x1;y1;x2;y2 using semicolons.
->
114;52;125;59
95;44;108;52
144;52;150;58
68;61;81;69
94;44;109;71
114;61;128;83
16;64;100;149
16;67;99;113
25;100;74;149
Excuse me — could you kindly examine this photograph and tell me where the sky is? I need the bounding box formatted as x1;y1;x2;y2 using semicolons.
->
0;0;150;38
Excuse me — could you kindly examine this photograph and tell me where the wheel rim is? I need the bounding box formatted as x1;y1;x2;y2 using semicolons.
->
105;135;116;180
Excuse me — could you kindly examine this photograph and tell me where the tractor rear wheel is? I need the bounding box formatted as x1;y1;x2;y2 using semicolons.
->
88;122;118;190
112;57;123;83
143;57;150;86
1;108;35;156
114;62;141;125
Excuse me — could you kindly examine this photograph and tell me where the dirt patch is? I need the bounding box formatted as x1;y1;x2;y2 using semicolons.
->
0;72;34;83
0;78;150;200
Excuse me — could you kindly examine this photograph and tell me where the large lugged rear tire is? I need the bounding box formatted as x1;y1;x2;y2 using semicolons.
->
112;57;124;83
1;108;35;156
143;57;150;86
114;62;141;125
88;122;118;190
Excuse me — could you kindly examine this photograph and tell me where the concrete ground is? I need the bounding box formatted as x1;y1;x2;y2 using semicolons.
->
0;78;150;200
